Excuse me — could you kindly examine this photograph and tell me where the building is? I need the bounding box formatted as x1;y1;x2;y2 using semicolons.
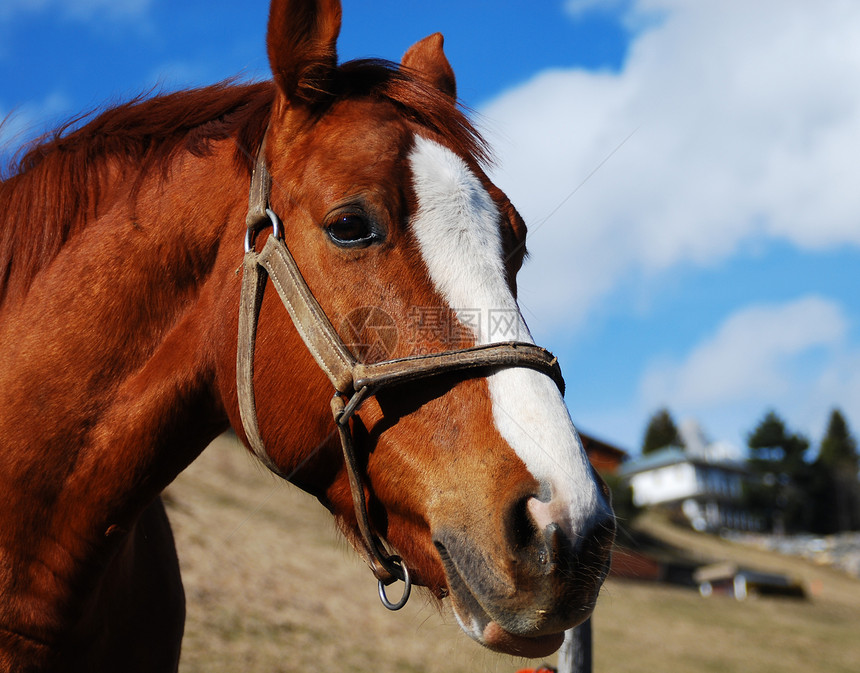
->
619;420;757;532
579;431;628;474
693;562;806;600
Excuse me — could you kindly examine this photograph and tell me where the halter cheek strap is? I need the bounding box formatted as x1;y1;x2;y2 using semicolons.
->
236;139;565;610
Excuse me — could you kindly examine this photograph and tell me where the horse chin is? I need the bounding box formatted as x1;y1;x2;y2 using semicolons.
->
448;594;568;658
436;540;602;659
482;622;566;659
440;553;585;658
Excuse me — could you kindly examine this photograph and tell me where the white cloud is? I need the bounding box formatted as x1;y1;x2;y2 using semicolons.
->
147;61;215;92
640;296;848;409
810;350;860;438
0;0;48;15
1;92;72;164
627;294;860;450
0;0;151;22
564;0;628;17
481;0;860;330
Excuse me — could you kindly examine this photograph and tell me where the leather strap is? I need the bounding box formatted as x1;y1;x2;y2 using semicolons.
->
248;229;564;399
245;129;271;231
237;242;281;474
353;341;564;396
258;233;356;392
236;137;566;599
236;136;283;475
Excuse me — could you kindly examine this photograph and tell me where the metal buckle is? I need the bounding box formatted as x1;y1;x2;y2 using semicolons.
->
244;208;284;253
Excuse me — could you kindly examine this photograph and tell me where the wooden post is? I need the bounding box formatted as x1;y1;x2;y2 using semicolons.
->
557;620;592;673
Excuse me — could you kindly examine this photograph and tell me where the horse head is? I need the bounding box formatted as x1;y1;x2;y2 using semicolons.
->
223;0;615;658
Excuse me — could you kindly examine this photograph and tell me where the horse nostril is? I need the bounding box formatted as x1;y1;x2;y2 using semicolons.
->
507;495;539;552
526;494;568;536
503;494;563;566
540;522;561;568
507;493;616;581
526;497;616;570
506;493;560;553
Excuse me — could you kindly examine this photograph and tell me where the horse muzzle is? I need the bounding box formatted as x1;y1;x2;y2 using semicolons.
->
433;493;615;658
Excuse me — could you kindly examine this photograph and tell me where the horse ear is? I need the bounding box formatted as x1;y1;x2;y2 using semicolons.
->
267;0;342;105
401;33;457;100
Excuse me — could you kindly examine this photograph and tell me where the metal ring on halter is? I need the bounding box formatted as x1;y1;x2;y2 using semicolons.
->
377;557;411;611
244;208;284;252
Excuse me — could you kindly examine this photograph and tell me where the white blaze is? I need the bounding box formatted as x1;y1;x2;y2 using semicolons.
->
408;135;607;532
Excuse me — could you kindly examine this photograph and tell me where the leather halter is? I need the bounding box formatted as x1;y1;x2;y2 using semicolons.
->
236;137;565;610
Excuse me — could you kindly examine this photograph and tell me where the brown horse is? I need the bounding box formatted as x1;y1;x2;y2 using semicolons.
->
0;0;614;670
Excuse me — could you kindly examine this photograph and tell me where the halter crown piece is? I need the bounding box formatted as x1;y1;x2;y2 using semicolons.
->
236;135;566;611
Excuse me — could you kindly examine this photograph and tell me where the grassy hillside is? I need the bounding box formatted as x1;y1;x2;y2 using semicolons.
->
166;435;860;672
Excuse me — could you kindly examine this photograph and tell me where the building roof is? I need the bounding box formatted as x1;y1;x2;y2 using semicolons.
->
618;447;688;476
619;445;748;477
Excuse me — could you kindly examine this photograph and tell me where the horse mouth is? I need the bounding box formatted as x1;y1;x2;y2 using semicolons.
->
434;541;593;658
481;622;566;659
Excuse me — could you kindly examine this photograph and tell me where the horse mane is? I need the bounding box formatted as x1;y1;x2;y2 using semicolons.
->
0;80;275;304
0;59;487;304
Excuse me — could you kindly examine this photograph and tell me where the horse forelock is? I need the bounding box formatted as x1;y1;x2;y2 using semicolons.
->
334;59;490;167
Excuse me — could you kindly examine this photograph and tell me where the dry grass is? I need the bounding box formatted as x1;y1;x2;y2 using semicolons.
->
166;435;860;672
597;515;860;673
165;434;506;673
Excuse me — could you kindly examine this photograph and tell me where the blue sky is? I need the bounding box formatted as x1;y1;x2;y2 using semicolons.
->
3;0;859;457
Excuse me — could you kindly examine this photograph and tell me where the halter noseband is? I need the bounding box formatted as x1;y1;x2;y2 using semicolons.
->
236;137;565;611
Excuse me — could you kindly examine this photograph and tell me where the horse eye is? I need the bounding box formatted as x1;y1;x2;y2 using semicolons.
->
326;213;378;247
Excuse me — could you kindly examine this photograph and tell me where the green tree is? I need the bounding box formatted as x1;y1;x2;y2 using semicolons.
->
746;410;811;534
813;409;860;532
748;411;809;473
819;409;859;470
641;408;682;455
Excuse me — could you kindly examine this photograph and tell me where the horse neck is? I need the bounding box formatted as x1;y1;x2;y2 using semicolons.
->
0;141;246;653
